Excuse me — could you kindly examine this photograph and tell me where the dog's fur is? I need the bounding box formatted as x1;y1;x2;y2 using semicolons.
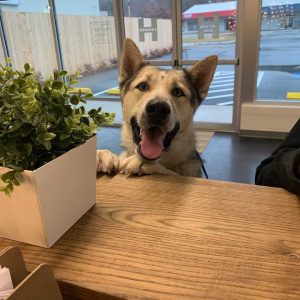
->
97;39;218;177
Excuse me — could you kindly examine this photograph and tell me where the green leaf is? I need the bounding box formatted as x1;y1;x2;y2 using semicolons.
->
0;185;12;196
20;127;33;137
3;98;16;108
25;144;32;155
43;132;56;141
9;84;17;93
53;70;59;80
0;170;22;196
24;63;30;72
64;117;72;128
6;166;24;173
70;95;80;105
44;86;51;95
36;132;56;144
44;141;51;151
80;116;90;126
85;93;93;98
13;78;26;87
70;79;79;85
36;124;47;135
52;80;64;90
59;70;68;77
59;133;70;140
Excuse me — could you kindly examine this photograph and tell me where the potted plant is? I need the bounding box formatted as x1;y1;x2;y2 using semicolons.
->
0;61;114;247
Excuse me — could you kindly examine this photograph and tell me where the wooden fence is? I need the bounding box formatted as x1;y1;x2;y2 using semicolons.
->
0;38;5;64
1;12;172;78
2;12;58;77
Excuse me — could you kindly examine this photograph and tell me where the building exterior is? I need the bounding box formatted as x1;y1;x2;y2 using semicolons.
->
182;0;300;34
261;0;300;30
182;1;236;34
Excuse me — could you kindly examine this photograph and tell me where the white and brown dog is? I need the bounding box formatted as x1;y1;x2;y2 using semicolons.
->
97;39;217;177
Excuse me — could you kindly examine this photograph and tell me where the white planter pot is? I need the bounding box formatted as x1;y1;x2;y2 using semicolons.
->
0;136;96;248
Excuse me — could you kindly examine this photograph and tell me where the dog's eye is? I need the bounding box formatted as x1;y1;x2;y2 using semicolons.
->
172;87;185;97
137;82;148;91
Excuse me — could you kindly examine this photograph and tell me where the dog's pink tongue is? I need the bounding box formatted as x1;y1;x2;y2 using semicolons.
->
140;128;165;159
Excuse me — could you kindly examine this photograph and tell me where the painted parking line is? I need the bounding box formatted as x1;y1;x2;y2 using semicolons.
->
210;82;234;88
211;78;234;84
206;94;234;100
214;71;234;76
213;74;235;80
207;71;264;105
93;86;119;96
214;73;234;77
208;87;234;93
217;71;234;74
257;71;264;87
206;71;235;103
217;101;234;106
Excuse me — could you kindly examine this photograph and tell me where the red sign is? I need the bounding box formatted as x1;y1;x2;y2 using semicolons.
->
183;10;236;20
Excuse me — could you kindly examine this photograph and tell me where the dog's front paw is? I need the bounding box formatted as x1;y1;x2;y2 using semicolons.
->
119;154;178;176
141;163;178;175
119;155;143;175
96;150;119;174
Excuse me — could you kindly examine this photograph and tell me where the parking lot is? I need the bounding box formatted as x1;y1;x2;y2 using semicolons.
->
77;29;300;114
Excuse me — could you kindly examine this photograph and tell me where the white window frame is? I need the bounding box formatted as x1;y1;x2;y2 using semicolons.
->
238;0;300;134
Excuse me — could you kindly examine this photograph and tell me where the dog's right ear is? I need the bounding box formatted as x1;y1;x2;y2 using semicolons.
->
119;39;145;86
187;55;218;103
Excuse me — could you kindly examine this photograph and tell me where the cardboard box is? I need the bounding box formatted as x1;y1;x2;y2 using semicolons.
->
0;137;96;247
0;246;63;300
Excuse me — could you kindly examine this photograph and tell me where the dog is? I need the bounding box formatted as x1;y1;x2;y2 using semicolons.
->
97;38;218;177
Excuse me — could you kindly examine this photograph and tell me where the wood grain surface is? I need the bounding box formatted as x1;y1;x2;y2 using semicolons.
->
0;175;300;300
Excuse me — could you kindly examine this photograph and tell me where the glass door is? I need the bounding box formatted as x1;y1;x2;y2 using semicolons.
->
180;0;239;129
93;0;240;130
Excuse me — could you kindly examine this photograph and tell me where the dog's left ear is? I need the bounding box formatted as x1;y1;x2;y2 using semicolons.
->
187;55;218;102
119;38;146;87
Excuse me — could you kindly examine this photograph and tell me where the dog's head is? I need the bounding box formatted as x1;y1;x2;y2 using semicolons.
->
119;39;217;161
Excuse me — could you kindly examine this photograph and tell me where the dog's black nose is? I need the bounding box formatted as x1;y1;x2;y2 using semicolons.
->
146;101;170;120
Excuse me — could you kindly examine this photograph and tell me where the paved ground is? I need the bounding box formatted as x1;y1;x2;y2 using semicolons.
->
76;29;300;113
78;67;237;105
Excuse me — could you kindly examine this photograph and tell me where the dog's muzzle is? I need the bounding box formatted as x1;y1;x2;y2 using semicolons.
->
130;116;180;161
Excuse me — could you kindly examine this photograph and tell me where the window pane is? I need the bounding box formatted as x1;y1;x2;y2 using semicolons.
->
123;0;172;61
193;65;234;124
55;0;119;99
0;0;58;78
257;0;300;101
182;0;237;60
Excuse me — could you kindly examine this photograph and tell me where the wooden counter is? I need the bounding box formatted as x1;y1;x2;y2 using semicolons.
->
1;175;300;299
